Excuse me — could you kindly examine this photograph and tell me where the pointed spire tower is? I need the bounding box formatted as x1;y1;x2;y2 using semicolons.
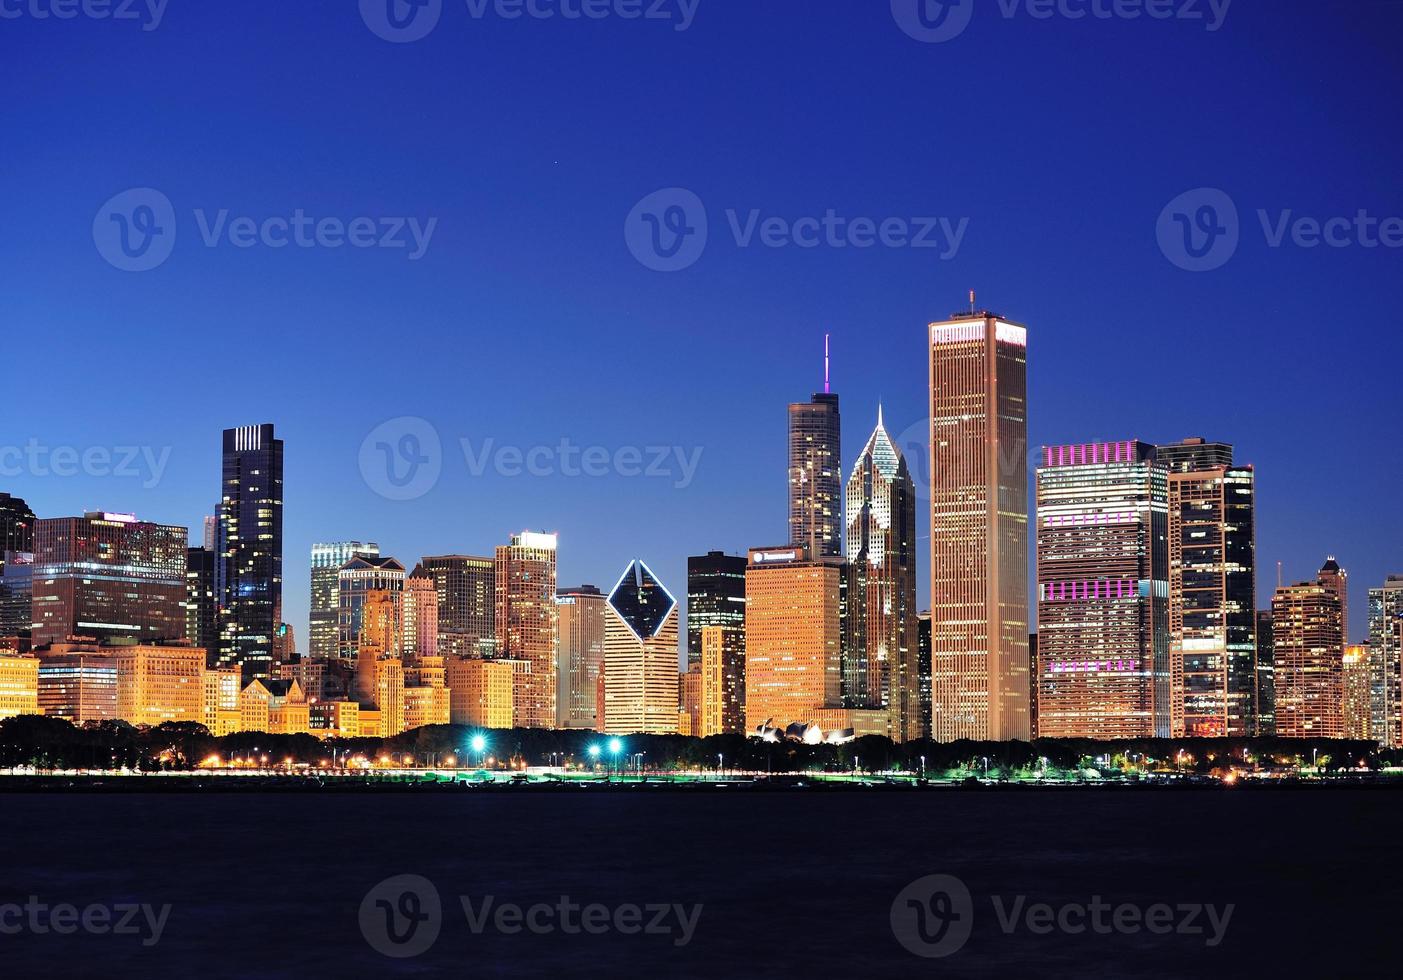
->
844;406;921;741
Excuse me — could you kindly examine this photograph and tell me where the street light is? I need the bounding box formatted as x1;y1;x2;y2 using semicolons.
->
471;734;487;768
608;737;622;774
588;744;601;769
718;753;724;778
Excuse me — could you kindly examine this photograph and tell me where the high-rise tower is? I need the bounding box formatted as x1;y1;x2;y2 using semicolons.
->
310;542;379;660
218;424;284;682
928;308;1030;741
844;407;920;740
788;340;842;559
602;561;680;735
495;531;559;729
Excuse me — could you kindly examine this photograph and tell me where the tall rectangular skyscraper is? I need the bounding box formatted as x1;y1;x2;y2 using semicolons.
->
495;532;559;729
1272;574;1344;738
1035;441;1170;738
310;542;379;660
602;561;680;735
218;424;284;682
685;552;746;668
1160;438;1257;737
928;310;1030;742
789;391;842;559
422;554;496;658
1368;575;1403;749
556;585;606;729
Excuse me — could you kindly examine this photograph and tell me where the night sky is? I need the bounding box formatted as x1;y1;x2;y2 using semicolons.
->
3;0;1400;643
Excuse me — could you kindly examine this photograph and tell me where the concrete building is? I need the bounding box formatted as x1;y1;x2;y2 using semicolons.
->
445;657;513;728
602;560;680;735
495;532;559;729
1272;574;1344;738
556;585;606;729
0;654;38;720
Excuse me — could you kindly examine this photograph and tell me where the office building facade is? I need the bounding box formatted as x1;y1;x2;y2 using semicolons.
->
495;532;559;729
556;585;606;729
788;392;842;559
217;424;284;681
602;560;680;735
309;541;379;660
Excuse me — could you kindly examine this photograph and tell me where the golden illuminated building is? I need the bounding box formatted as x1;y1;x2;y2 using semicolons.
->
0;654;39;720
679;664;702;737
556;585;607;729
445;657;513;728
1272;574;1344;738
403;654;451;729
37;649;118;723
744;546;844;733
603;560;680;735
115;642;206;727
495;532;559;729
927;310;1030;741
358;707;383;738
203;666;242;736
700;625;744;736
311;699;360;738
1343;645;1372;740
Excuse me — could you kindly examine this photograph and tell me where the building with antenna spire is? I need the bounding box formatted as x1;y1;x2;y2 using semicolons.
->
788;338;842;559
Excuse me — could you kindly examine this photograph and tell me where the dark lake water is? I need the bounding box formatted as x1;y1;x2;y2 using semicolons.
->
0;786;1396;977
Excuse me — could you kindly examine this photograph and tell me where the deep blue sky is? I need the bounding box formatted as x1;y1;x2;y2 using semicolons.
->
3;0;1400;643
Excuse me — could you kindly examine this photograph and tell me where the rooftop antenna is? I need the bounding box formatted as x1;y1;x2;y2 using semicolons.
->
969;289;976;315
1277;561;1284;590
824;333;830;394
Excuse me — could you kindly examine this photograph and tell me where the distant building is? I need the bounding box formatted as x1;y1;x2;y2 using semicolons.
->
789;389;843;559
445;657;513;728
1035;440;1170;739
36;647;118;723
403;655;451;730
928;309;1030;742
337;556;405;661
1368;575;1403;748
700;624;745;736
115;642;206;727
0;654;38;720
203;666;242;736
495;532;559;729
422;554;495;658
0;551;34;641
679;663;702;736
686;552;746;669
603;560;680;735
1256;609;1275;736
31;513;187;647
1272;572;1345;738
184;547;219;661
0;492;35;554
217;424;284;682
402;565;439;664
556;585;606;729
309;542;379;660
1160;438;1257;737
1343;645;1372;740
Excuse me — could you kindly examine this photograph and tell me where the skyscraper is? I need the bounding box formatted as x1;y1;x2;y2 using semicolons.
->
402;564;440;664
337;556;405;661
789;382;842;560
31;513;187;647
495;531;559;729
685;551;746;668
928;308;1030;742
1256;608;1275;736
1367;575;1403;749
184;546;219;659
700;623;745;736
602;560;680;735
1272;576;1344;738
422;554;496;657
744;546;845;733
1343;644;1372;740
1;492;35;554
1035;440;1170;739
309;542;380;660
844;407;920;740
556;585;606;729
1161;438;1257;737
218;424;284;682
